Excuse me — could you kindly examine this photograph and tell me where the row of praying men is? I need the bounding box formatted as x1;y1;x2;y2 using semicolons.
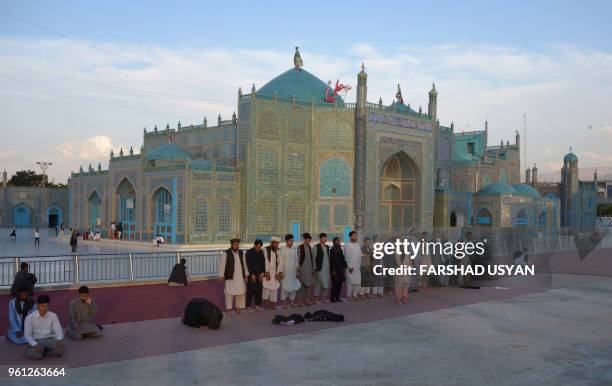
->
218;230;426;314
7;286;102;360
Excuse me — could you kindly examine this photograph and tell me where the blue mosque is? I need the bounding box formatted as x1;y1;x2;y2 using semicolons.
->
63;48;597;243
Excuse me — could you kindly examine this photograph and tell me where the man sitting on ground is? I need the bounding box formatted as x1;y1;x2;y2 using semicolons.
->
24;295;65;360
7;286;36;344
65;286;103;340
168;258;189;286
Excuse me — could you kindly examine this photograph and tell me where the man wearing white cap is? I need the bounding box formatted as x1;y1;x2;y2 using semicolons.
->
262;237;283;310
218;238;248;315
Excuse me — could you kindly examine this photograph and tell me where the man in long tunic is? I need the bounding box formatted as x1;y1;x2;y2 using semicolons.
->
344;231;362;301
314;233;331;303
245;239;266;311
7;287;35;344
280;234;301;308
66;286;103;339
359;237;375;298
297;233;315;306
218;238;248;315
262;237;283;310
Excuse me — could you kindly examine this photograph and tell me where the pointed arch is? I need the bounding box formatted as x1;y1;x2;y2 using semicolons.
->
151;186;172;242
115;177;136;240
379;151;420;232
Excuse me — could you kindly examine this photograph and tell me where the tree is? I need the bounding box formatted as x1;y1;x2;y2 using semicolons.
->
8;170;44;187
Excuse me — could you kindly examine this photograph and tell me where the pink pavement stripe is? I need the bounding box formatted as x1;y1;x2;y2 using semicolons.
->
0;285;546;369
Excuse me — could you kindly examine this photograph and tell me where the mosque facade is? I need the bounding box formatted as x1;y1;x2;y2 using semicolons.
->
1;170;69;229
68;48;596;243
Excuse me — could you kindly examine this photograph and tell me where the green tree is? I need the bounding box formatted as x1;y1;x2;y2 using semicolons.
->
8;170;44;187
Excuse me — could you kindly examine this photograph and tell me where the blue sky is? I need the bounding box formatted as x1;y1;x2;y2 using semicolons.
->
1;1;612;182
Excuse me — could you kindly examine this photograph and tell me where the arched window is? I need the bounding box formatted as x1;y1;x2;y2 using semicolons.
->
379;152;418;231
476;208;492;226
116;178;136;240
194;197;208;233
537;211;546;228
450;208;465;227
319;157;351;197
218;199;231;233
13;204;30;228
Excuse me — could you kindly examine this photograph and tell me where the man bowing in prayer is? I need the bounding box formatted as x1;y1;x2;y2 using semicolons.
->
66;286;103;340
262;236;283;310
218;238;249;315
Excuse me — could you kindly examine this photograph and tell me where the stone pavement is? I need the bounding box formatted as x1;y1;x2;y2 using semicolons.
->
1;274;611;386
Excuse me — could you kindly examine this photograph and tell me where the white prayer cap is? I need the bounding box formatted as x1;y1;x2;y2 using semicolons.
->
270;236;281;242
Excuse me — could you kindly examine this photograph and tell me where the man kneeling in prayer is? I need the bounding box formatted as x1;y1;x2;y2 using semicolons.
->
24;295;64;360
65;286;103;340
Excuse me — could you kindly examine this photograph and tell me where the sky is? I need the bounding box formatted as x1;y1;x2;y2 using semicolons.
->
1;0;612;183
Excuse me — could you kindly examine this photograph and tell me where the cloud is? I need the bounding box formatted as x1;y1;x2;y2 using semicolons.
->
0;149;19;160
1;38;612;182
581;151;612;163
57;135;115;160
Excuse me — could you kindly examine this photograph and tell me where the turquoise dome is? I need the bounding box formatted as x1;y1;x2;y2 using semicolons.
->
147;144;190;161
564;152;578;163
476;181;517;196
512;184;541;199
389;101;416;114
258;68;344;105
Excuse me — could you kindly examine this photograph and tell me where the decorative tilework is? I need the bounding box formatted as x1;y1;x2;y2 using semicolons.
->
334;205;348;226
218;199;231;232
319;157;351;197
256;198;277;233
286;153;305;185
194;197;208;233
257;148;279;184
318;205;330;230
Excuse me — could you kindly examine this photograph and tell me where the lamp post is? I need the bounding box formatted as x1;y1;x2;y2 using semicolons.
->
36;162;53;187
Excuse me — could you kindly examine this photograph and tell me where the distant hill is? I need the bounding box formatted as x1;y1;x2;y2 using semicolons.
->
537;166;612;183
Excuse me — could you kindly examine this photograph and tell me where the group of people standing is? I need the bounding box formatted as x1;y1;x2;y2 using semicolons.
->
218;230;424;314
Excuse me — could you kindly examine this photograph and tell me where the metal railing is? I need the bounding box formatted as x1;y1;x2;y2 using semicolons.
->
1;250;221;288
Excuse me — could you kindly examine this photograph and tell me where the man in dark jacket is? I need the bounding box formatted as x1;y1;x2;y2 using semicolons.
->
168;258;189;286
245;239;265;311
11;263;37;295
329;237;347;302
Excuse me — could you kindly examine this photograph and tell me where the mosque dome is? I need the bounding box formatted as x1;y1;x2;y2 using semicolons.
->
512;183;541;199
388;101;416;114
146;143;191;161
476;181;517;196
563;151;578;163
258;68;344;105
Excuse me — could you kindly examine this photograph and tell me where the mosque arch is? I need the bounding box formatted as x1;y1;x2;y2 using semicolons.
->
87;191;102;230
151;187;172;243
115;178;136;240
46;205;63;229
516;208;528;227
13;203;31;228
450;208;466;227
475;208;492;226
379;152;419;232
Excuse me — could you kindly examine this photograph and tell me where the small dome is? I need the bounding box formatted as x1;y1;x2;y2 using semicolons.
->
258;68;343;105
146;144;190;161
512;184;541;199
476;181;517;196
564;152;578;163
388;101;416;114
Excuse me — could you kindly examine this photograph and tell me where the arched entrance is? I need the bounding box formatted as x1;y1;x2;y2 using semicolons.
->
88;191;102;231
152;187;172;243
379;152;419;232
516;208;528;227
475;208;492;226
13;204;30;228
46;205;63;228
116;178;136;240
450;208;465;227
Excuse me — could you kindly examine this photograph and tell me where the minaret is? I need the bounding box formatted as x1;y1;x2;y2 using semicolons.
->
2;169;7;187
525;167;531;185
531;163;538;188
354;62;368;232
428;82;437;122
561;147;579;228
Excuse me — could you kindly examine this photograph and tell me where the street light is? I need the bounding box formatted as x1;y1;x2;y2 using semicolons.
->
36;161;53;187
